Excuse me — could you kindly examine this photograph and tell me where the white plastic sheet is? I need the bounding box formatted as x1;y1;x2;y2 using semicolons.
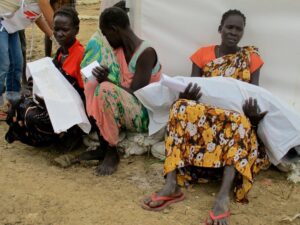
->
27;57;91;134
127;0;300;112
135;75;300;165
81;61;99;81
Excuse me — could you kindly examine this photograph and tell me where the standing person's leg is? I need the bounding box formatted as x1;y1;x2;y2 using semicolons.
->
6;32;23;104
18;30;27;84
45;35;52;57
0;22;10;110
45;0;56;56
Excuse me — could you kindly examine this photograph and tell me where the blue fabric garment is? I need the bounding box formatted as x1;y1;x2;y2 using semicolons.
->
0;19;23;105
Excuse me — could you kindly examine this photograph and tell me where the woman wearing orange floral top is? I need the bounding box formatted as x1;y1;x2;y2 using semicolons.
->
190;9;263;85
142;10;269;225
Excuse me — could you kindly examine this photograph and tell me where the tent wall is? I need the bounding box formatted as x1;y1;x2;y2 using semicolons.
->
127;0;300;112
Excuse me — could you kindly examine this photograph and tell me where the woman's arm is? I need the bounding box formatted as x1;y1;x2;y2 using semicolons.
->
35;16;53;37
38;0;54;28
129;47;157;93
191;63;203;77
92;47;156;94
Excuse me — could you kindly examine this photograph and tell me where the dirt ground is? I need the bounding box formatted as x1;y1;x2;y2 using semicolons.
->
0;3;300;225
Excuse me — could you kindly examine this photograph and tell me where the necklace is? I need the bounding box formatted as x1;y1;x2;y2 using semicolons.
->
60;53;69;64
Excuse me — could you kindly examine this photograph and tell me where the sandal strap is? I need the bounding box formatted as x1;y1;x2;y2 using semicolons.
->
209;211;230;220
151;192;183;202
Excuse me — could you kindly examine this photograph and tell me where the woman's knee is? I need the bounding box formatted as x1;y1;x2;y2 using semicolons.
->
100;81;116;90
98;81;118;97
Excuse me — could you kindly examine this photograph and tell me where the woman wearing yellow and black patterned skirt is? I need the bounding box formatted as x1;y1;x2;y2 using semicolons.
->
142;83;269;225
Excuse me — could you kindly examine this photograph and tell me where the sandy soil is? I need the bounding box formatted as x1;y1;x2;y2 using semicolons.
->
1;3;300;225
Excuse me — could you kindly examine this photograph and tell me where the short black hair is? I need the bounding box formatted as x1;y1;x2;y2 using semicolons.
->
220;9;246;28
100;7;130;29
113;1;129;13
54;6;80;28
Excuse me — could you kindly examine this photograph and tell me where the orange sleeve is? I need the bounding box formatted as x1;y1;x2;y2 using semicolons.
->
190;45;216;69
62;46;85;88
250;53;264;74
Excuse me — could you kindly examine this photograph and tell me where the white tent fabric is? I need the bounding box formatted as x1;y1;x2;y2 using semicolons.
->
127;0;300;112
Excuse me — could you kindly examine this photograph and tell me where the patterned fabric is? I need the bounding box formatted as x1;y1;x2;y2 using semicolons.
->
81;30;120;85
83;36;161;146
201;46;260;83
85;81;149;146
164;99;269;202
13;97;57;146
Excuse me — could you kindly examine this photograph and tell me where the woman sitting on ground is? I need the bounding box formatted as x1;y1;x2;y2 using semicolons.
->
143;84;269;225
142;10;267;225
5;6;84;148
80;1;128;85
191;9;263;85
78;7;161;176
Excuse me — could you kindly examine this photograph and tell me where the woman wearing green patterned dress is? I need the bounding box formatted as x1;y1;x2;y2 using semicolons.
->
79;6;161;175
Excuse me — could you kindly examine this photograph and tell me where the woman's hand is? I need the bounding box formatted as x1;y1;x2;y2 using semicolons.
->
179;83;202;101
92;65;110;83
243;97;267;127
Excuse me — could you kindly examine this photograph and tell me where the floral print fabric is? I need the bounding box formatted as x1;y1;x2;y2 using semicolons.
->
202;46;260;83
85;81;149;146
164;99;269;202
81;30;121;85
83;35;160;146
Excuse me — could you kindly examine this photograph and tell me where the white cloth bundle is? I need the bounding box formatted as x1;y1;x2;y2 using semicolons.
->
27;57;91;134
134;74;300;165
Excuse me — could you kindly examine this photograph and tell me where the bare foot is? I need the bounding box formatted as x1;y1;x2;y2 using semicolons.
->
206;196;230;225
95;147;119;176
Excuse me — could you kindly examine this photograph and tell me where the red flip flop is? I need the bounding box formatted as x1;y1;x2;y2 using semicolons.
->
204;211;231;224
141;192;185;211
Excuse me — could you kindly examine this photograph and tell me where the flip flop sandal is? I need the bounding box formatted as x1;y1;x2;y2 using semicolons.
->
141;192;185;211
204;211;231;225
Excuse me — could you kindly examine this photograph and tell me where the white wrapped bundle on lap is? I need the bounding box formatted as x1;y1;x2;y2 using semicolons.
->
134;74;300;165
27;57;91;134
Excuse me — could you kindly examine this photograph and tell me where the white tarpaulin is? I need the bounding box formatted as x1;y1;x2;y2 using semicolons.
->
134;75;300;165
27;57;91;134
127;0;300;112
